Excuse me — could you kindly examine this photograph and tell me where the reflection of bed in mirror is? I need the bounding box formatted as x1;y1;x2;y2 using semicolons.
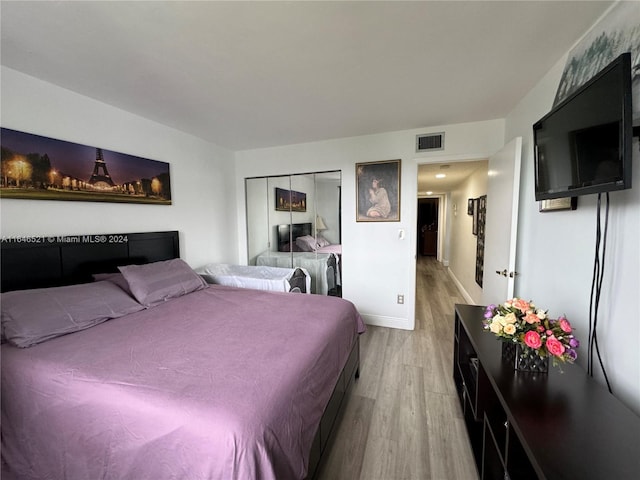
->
256;223;342;296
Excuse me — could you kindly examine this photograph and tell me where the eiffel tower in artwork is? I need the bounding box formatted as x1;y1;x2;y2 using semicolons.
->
88;148;115;189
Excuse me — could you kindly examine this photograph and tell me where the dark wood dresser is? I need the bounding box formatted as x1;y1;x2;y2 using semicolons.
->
453;303;640;479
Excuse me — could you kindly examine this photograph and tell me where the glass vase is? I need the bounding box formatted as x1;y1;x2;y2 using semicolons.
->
502;342;549;373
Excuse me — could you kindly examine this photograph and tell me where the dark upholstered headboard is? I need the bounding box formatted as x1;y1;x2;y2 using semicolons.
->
276;223;312;252
1;231;179;292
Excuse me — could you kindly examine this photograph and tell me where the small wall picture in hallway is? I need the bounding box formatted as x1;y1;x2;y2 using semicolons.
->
356;159;400;222
467;198;474;215
472;197;479;235
0;128;172;205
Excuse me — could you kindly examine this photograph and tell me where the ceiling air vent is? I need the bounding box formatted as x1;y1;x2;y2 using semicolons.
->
416;132;445;152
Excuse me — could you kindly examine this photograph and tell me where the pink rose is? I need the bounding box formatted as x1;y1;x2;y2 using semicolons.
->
513;298;530;313
525;312;540;324
537;325;545;332
559;317;572;333
546;336;565;357
524;331;542;349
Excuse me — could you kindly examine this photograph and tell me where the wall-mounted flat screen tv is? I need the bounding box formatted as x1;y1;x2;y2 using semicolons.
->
533;52;632;201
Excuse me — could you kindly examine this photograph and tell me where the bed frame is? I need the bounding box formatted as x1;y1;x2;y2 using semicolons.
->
0;230;358;479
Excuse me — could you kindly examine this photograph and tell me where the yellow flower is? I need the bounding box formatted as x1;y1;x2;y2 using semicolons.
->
504;312;517;324
503;324;516;335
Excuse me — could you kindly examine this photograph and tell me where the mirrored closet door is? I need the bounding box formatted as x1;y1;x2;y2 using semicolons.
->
245;171;342;296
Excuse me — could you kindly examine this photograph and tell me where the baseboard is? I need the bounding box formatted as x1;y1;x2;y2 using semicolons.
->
360;313;413;330
446;268;476;304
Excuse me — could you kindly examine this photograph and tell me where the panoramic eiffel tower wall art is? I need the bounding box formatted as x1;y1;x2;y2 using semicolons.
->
0;128;171;205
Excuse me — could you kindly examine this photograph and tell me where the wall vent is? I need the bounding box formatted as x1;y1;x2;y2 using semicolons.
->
416;132;445;152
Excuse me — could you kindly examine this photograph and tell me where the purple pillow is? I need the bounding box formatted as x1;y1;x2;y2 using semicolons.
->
315;234;331;248
1;281;145;348
295;235;317;252
93;272;134;296
118;259;208;308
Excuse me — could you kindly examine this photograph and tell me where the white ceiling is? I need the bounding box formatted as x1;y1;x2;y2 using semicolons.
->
1;1;612;152
418;159;488;195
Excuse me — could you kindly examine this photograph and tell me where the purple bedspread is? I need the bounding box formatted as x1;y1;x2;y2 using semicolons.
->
1;286;365;480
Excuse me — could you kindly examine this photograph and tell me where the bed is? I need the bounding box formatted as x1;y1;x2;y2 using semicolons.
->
195;263;311;294
256;223;342;296
0;231;365;480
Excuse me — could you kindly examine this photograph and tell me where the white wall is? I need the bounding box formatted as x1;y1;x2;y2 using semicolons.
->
0;67;237;268
448;162;488;304
506;55;640;414
235;120;504;330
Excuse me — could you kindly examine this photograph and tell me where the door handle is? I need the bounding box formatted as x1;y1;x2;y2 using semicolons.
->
495;269;507;277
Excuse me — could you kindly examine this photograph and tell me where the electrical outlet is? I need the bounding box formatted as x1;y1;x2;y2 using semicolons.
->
397;294;404;304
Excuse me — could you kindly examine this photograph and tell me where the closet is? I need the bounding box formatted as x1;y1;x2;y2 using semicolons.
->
245;171;342;296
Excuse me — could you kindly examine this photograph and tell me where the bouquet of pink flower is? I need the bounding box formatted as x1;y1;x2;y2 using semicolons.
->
483;298;579;364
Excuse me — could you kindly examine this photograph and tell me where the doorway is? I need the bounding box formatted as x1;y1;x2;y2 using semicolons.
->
415;159;489;305
417;197;439;257
414;136;523;307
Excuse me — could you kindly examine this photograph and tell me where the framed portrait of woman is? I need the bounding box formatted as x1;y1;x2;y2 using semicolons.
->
356;159;401;222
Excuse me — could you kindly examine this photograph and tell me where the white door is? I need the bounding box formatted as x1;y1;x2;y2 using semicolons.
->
482;137;522;305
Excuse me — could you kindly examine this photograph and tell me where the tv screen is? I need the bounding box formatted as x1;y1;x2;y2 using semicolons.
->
533;52;632;201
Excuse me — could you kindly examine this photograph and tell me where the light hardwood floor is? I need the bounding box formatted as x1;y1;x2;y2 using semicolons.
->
316;256;478;480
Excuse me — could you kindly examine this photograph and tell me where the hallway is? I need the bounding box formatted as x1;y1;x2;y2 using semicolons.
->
316;256;477;479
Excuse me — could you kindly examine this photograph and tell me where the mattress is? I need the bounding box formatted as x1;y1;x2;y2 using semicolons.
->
1;285;365;480
315;244;342;255
195;263;311;293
